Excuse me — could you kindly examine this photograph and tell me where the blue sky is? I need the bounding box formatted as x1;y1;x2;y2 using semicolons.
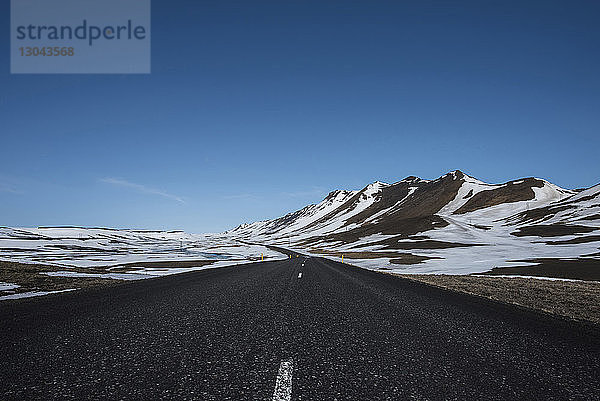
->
1;0;599;232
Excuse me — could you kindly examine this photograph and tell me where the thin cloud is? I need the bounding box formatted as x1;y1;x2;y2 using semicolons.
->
100;178;185;203
0;179;22;194
0;186;22;194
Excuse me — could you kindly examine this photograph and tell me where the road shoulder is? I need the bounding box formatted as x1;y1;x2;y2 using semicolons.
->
392;273;600;325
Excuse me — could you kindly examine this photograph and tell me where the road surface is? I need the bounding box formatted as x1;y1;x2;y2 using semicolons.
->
1;256;599;400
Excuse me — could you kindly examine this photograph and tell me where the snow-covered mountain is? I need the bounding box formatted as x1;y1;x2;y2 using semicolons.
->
228;170;600;276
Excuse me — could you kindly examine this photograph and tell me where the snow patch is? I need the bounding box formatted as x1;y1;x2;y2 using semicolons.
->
0;288;77;301
0;282;20;291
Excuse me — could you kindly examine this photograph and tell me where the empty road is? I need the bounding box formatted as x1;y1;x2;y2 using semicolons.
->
1;256;599;400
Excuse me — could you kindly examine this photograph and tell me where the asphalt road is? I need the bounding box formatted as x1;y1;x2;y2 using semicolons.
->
1;256;599;400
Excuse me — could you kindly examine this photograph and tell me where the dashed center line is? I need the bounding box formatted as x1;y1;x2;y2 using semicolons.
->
298;272;302;279
272;359;293;401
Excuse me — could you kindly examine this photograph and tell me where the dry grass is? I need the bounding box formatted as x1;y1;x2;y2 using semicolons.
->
393;273;600;325
0;260;119;295
0;258;224;296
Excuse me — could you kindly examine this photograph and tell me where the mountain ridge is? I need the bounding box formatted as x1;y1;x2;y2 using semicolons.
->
227;170;599;277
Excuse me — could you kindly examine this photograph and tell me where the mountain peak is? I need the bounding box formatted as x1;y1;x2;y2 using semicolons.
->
445;170;466;180
361;181;390;194
397;175;427;184
369;180;389;187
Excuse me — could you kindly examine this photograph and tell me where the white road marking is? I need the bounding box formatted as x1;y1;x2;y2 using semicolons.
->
272;359;293;401
298;272;302;279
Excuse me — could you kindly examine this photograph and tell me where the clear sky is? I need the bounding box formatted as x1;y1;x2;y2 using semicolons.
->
1;0;599;233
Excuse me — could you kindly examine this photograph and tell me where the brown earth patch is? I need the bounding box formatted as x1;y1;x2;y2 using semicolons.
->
0;260;120;296
511;224;596;237
504;204;573;225
393;273;600;324
455;178;543;215
44;244;121;252
481;258;600;281
389;254;439;264
544;235;600;245
368;236;482;250
469;224;491;230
